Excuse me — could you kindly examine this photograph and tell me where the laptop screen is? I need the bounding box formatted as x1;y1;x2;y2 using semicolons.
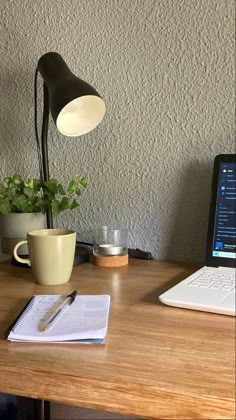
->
206;154;236;268
212;161;236;259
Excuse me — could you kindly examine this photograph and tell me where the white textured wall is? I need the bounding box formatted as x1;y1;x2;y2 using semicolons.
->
0;0;235;263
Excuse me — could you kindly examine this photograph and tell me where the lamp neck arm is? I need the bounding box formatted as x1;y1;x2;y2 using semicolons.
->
41;82;53;229
42;83;49;182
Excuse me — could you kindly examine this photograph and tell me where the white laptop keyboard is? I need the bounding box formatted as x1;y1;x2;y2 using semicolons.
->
186;268;235;292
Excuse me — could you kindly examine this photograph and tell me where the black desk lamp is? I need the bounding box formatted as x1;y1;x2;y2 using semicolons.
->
35;52;105;265
36;51;106;229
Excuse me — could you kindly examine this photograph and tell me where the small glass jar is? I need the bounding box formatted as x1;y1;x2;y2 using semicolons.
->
93;226;128;257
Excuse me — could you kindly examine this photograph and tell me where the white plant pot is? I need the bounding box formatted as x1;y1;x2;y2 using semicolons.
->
0;213;45;256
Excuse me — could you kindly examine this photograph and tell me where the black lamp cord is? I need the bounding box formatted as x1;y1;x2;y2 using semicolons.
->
34;67;43;181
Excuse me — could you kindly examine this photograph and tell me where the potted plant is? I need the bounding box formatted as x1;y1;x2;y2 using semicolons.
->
0;174;87;255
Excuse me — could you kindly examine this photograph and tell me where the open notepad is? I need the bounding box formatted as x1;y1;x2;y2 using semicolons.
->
6;295;111;344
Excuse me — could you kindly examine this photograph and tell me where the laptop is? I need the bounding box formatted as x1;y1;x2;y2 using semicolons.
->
159;154;236;316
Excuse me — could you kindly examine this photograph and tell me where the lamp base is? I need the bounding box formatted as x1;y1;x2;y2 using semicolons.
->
74;244;90;266
11;244;90;268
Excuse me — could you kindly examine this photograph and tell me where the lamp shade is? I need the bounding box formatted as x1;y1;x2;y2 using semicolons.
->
37;52;105;136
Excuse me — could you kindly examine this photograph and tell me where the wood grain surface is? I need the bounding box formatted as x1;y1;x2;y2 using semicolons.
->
0;260;235;419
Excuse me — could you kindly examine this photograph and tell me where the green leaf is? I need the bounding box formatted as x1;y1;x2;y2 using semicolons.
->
57;183;65;195
23;187;35;198
0;185;6;194
10;175;22;186
80;176;87;188
0;200;11;215
24;178;34;189
67;180;76;193
51;200;60;216
34;198;48;214
22;202;35;213
8;186;18;200
59;197;70;210
69;199;78;210
42;189;55;200
33;179;43;190
12;195;28;212
67;176;87;193
44;179;59;193
75;189;81;197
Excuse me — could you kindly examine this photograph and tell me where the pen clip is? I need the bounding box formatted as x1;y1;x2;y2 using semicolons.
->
41;291;77;332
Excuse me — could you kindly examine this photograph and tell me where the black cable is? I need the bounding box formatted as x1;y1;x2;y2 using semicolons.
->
34;67;43;181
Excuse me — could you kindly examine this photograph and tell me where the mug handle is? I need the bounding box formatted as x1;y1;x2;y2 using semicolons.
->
13;241;31;266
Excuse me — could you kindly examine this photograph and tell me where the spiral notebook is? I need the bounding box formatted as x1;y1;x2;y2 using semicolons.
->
6;294;111;343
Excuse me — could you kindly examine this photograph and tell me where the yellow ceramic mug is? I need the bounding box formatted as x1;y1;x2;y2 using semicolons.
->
13;229;76;285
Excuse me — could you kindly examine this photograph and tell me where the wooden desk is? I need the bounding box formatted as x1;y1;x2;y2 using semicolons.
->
0;260;235;419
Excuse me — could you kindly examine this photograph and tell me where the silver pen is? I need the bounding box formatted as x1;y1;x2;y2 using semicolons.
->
41;290;77;332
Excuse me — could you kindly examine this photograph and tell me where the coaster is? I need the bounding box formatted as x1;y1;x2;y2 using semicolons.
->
91;254;128;267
